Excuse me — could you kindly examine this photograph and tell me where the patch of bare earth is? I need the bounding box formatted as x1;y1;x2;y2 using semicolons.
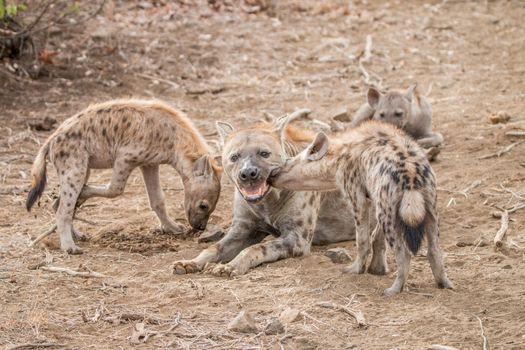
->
1;1;524;349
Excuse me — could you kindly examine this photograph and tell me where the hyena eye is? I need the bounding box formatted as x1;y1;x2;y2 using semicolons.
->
259;151;271;158
379;112;385;118
199;203;209;211
230;153;240;162
394;111;403;118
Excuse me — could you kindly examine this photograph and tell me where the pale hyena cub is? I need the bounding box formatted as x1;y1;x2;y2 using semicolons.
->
271;121;453;295
26;99;222;254
351;85;443;149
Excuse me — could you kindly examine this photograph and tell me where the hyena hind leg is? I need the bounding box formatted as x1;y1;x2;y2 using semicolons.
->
367;224;389;275
79;159;132;200
384;240;412;296
140;165;186;234
426;220;453;289
343;195;371;275
55;158;89;254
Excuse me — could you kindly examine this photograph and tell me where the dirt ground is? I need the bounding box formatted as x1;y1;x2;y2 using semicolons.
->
1;1;525;349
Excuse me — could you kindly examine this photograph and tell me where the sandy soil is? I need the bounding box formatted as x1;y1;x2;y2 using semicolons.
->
1;1;525;349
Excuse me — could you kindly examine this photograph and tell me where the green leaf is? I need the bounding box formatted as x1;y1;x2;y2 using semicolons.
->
0;0;5;20
6;3;17;17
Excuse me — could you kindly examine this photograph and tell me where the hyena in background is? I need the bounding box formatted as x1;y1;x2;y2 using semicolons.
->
271;121;453;295
351;85;444;149
26;99;222;254
173;115;389;277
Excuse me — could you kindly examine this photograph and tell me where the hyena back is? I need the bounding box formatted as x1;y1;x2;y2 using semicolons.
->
27;99;222;254
271;121;453;295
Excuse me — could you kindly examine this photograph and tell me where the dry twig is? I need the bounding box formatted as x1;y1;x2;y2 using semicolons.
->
40;266;106;278
493;210;509;249
474;315;489;350
478;141;523;159
316;301;367;328
6;343;66;350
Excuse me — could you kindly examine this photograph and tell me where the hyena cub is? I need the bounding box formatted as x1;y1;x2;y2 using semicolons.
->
271;121;453;295
26;99;222;254
351;85;443;149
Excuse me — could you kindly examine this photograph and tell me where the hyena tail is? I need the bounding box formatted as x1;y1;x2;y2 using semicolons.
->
26;142;50;211
398;189;426;254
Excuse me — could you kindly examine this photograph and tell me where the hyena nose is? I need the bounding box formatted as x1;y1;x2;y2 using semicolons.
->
239;166;260;182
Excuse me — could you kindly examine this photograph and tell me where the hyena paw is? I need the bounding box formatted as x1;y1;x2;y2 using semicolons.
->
161;222;188;235
173;260;201;275
367;261;389;275
64;244;83;255
437;277;454;290
208;263;236;278
342;261;365;274
383;286;402;296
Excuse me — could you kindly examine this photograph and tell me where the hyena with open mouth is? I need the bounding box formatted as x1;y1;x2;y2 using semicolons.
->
173;114;388;277
271;120;453;295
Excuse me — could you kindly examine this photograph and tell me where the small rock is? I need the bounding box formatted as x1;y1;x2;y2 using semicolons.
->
488;111;511;124
228;311;258;333
279;307;301;324
28;116;57;131
264;317;284;335
198;224;225;243
324;247;352;264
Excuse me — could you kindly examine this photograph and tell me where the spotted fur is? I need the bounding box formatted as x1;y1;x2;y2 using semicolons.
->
27;98;222;254
272;120;453;295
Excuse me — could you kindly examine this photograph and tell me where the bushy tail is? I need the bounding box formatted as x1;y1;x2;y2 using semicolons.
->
26;142;50;211
398;190;426;254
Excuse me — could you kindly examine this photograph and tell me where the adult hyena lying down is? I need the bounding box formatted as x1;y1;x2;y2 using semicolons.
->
26;99;222;254
271;121;453;295
173;114;389;277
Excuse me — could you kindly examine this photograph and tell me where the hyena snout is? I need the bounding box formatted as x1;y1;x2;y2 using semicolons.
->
239;166;260;182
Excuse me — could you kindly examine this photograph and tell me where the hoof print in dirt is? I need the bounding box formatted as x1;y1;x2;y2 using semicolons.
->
197;224;225;243
264;317;285;335
228;310;258;334
324;247;352;264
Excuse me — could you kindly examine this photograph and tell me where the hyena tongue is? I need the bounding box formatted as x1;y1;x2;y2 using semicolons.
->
240;183;269;201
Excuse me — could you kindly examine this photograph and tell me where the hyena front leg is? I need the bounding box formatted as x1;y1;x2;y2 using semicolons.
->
173;220;267;275
140;165;186;234
343;193;371;274
209;227;312;277
367;224;389;275
79;158;132;200
417;132;443;148
55;156;89;254
426;214;453;289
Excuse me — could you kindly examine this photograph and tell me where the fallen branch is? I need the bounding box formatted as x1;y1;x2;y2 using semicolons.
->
316;301;367;328
474;315;489;350
40;266;106;278
478;141;523;159
135;72;180;89
505;131;525;137
287;108;312;122
429;345;459;350
490;202;525;218
28;224;57;248
493;210;509;249
6;343;66;350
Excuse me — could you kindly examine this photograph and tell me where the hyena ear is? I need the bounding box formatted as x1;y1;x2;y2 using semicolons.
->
307;132;329;161
367;87;382;108
404;84;417;102
213;155;222;168
193;155;213;177
216;121;234;148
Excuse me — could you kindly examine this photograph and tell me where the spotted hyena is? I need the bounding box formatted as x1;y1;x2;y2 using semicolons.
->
271;121;453;295
173;114;389;277
351;85;443;149
26;99;222;254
